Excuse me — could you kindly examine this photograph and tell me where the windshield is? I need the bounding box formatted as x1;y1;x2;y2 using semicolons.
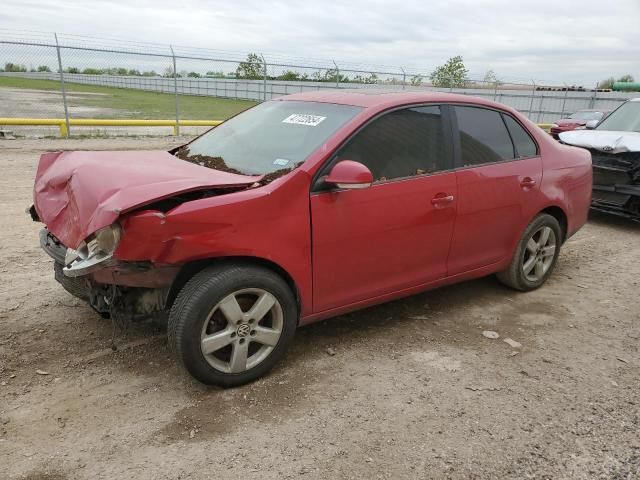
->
176;100;363;178
568;111;603;121
596;101;640;132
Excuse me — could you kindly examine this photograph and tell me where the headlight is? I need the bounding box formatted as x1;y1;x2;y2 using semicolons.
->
90;224;121;256
63;224;121;277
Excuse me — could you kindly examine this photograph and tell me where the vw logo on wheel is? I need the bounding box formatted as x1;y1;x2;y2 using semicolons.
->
236;323;251;337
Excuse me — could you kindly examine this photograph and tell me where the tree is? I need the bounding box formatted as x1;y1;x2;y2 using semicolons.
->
4;62;27;72
410;74;423;86
277;70;301;81
483;69;502;87
206;70;226;78
618;74;635;83
429;56;468;88
164;66;179;78
37;65;51;72
187;71;201;78
235;53;264;80
351;73;378;84
322;69;351;83
598;77;615;89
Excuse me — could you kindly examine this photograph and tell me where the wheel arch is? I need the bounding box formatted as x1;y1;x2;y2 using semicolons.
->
539;205;568;243
166;256;302;315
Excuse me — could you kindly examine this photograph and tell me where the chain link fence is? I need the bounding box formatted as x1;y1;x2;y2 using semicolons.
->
1;29;637;136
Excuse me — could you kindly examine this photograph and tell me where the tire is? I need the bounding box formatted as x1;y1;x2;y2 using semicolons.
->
496;213;562;292
168;264;298;387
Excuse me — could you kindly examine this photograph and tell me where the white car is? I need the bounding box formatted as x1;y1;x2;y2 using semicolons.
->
560;98;640;222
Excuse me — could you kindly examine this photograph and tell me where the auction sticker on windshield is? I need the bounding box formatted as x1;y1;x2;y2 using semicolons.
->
282;114;326;127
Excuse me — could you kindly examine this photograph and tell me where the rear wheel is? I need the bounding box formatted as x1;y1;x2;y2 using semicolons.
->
168;264;297;387
497;213;562;291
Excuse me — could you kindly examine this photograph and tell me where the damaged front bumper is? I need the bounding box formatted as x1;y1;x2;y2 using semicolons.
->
590;150;640;221
39;229;177;322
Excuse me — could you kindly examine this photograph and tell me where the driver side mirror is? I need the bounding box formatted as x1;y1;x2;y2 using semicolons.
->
324;160;373;190
585;119;599;129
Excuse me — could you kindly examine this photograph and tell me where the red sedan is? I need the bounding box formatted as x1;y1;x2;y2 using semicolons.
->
32;91;592;386
550;109;609;138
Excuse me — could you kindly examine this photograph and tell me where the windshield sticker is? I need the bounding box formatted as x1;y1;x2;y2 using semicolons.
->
273;158;290;166
282;114;326;127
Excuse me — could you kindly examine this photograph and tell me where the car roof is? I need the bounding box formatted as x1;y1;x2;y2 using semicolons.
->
277;89;503;110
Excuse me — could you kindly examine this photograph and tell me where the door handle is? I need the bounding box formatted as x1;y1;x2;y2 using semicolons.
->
520;177;537;189
431;194;455;206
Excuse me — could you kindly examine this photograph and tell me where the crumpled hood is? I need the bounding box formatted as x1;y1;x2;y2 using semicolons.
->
34;150;260;248
559;130;640;154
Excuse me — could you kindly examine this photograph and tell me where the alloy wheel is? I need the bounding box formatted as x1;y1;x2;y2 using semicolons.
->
522;226;557;282
200;288;283;373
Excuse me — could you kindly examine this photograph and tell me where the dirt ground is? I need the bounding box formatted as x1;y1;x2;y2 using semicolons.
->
1;137;639;480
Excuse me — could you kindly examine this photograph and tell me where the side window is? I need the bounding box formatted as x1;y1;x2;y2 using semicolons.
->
335;105;450;182
502;114;538;158
454;106;515;166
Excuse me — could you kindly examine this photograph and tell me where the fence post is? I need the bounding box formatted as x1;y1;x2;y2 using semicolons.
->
261;54;267;101
536;91;545;122
527;81;536;118
170;45;180;136
588;86;597;109
332;60;339;88
400;67;406;90
54;33;70;138
560;84;568;118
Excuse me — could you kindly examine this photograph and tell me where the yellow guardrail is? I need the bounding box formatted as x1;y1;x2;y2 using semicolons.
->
0;117;554;137
0;118;222;137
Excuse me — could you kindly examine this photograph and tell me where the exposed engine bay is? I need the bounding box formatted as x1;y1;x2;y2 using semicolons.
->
589;150;640;221
559;128;640;222
40;229;169;325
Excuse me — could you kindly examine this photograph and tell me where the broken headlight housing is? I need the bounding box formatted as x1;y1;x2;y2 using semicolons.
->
63;224;121;277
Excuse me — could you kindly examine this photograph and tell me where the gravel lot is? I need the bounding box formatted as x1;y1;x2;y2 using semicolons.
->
1;137;639;480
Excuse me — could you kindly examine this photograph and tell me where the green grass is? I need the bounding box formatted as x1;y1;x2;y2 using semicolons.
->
0;76;257;120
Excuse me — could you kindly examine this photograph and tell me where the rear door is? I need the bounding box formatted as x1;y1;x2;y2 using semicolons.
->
447;105;543;275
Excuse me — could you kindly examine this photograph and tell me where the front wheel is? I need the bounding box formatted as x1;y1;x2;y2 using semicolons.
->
497;213;562;291
168;264;298;387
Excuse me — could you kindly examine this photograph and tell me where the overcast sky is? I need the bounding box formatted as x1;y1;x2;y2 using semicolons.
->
2;0;639;85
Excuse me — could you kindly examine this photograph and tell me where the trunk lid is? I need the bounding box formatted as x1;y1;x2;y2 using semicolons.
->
34;150;260;248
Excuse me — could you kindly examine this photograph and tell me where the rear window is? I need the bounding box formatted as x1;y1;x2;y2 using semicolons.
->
454;106;514;166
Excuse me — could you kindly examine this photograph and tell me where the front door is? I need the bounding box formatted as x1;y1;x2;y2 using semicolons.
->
310;105;457;312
